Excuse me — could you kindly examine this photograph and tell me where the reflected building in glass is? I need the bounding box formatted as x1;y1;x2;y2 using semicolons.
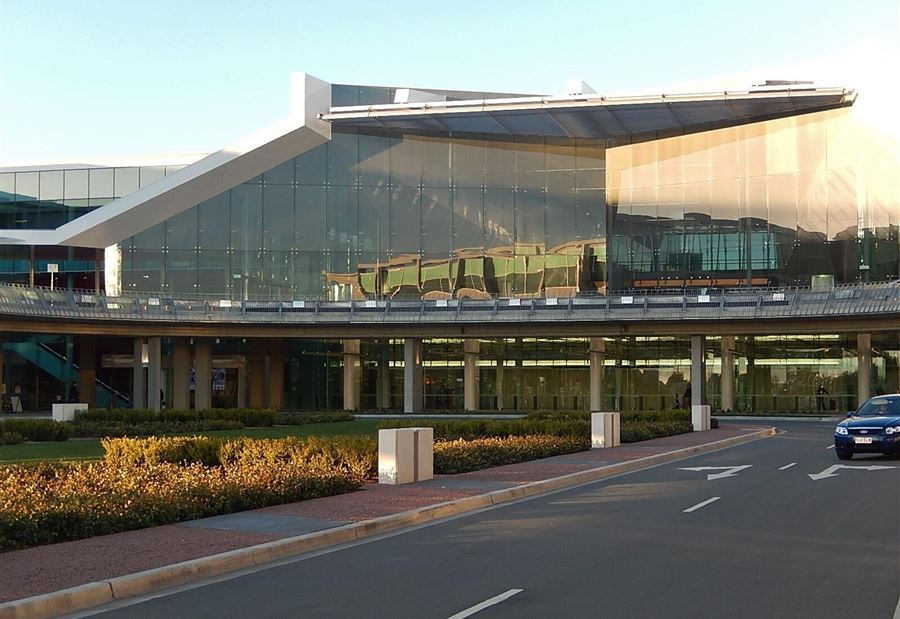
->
0;76;897;413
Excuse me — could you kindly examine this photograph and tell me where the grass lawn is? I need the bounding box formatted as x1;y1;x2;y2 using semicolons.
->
0;420;381;464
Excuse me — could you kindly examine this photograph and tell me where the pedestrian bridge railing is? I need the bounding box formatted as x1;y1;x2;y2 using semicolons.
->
1;282;899;325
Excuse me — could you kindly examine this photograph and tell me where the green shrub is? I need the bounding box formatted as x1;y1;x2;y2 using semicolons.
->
103;436;226;467
278;411;355;425
73;419;243;438
0;432;24;445
0;459;359;551
434;434;589;474
377;418;589;440
78;408;276;427
0;419;71;442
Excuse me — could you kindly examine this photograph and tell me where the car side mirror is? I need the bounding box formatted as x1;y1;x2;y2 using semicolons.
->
846;411;855;418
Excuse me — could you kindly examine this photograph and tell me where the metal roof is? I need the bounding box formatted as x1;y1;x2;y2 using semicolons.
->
322;86;856;138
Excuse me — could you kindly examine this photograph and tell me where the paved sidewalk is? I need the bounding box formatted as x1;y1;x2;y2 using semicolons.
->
0;423;772;613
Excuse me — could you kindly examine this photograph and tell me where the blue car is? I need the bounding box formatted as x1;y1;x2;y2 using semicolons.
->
834;394;900;460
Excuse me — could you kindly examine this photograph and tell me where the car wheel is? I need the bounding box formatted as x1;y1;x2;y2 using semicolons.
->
836;450;853;460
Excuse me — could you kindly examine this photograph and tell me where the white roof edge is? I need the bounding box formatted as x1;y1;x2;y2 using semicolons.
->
0;153;210;173
0;74;333;249
323;86;855;119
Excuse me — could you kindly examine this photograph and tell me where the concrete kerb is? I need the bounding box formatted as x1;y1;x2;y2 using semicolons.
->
1;427;774;619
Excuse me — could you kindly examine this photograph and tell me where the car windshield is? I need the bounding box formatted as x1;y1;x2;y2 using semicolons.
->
854;396;900;417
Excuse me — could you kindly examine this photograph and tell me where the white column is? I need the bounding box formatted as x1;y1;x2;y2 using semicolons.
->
721;335;735;412
589;337;605;411
464;339;479;412
691;335;706;406
132;338;146;409
172;338;190;410
858;333;872;404
147;336;162;411
378;428;416;484
343;339;361;411
377;339;391;410
404;338;423;413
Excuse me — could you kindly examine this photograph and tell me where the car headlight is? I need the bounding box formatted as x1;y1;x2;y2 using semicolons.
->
835;426;849;436
885;426;900;435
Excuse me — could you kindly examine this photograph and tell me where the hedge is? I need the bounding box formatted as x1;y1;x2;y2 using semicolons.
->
0;459;359;551
434;435;589;474
0;419;71;442
277;411;355;425
70;408;276;438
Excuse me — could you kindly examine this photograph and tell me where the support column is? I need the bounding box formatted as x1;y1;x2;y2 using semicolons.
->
249;339;266;408
268;338;284;411
77;337;97;407
172;338;191;410
589;337;605;411
495;358;504;411
721;335;735;413
147;336;162;411
194;339;212;411
403;338;423;414
343;339;361;412
376;339;391;410
132;338;146;409
858;333;872;405
690;335;706;406
237;360;247;408
464;339;479;412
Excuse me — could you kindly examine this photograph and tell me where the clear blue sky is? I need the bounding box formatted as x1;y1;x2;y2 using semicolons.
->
1;0;897;164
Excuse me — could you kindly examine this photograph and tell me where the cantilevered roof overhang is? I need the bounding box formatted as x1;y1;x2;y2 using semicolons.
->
321;86;856;138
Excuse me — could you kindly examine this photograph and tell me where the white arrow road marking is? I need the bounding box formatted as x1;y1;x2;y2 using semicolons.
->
679;465;752;480
684;497;721;513
447;589;524;619
778;462;797;470
808;464;895;481
826;445;835;449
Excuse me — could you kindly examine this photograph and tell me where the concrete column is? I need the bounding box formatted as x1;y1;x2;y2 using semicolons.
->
132;338;146;409
172;338;191;410
194;339;212;411
858;333;872;404
464;339;479;411
147;336;162;411
403;338;423;414
249;339;266;408
237;361;247;408
690;335;706;406
343;339;361;412
495;357;504;411
721;335;735;413
268;338;285;411
589;337;605;411
77;337;97;407
377;339;391;410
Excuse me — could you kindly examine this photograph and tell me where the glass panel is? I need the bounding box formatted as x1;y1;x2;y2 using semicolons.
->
390;186;421;254
198;193;229;250
327;130;358;186
264;160;294;185
114;168;140;196
16;172;38;200
421;187;452;258
358;185;389;256
0;173;14;202
295;185;327;252
39;171;64;201
230;184;262;252
453;187;484;249
139;166;166;188
262;185;294;251
63;170;88;201
358;132;391;186
326;185;358;251
89;168;114;199
295;143;327;185
166;207;197;251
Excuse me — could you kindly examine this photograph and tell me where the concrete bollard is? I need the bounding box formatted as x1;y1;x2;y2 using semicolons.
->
378;427;434;484
411;427;434;482
51;403;88;422
692;404;711;431
378;428;416;485
591;412;621;448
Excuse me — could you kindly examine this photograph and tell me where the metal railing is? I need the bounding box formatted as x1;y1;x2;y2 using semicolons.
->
1;281;899;325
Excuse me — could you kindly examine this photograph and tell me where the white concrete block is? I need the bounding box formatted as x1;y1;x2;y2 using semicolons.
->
378;428;416;485
411;427;434;481
591;412;621;448
51;403;88;422
692;404;711;431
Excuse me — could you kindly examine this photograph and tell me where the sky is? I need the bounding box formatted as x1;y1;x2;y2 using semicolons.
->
0;0;897;165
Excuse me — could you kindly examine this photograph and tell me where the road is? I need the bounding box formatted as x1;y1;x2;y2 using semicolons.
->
74;420;899;619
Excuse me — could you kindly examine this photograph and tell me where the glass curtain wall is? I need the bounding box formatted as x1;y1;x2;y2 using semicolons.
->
119;129;607;298
607;107;899;289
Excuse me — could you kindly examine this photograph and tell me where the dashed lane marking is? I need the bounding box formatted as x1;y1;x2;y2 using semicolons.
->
447;589;524;619
683;497;721;513
778;462;797;470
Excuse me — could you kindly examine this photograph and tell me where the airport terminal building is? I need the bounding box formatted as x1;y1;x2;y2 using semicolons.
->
0;74;898;414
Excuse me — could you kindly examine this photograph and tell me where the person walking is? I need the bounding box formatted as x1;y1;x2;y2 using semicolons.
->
816;384;829;412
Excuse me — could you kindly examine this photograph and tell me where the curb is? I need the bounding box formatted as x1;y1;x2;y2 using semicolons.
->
1;427;774;619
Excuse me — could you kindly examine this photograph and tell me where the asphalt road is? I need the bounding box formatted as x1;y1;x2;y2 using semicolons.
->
76;420;900;619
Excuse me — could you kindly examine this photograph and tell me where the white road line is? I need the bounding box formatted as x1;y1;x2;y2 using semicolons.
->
892;594;900;619
683;497;721;513
448;589;524;619
826;445;835;449
778;462;797;470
